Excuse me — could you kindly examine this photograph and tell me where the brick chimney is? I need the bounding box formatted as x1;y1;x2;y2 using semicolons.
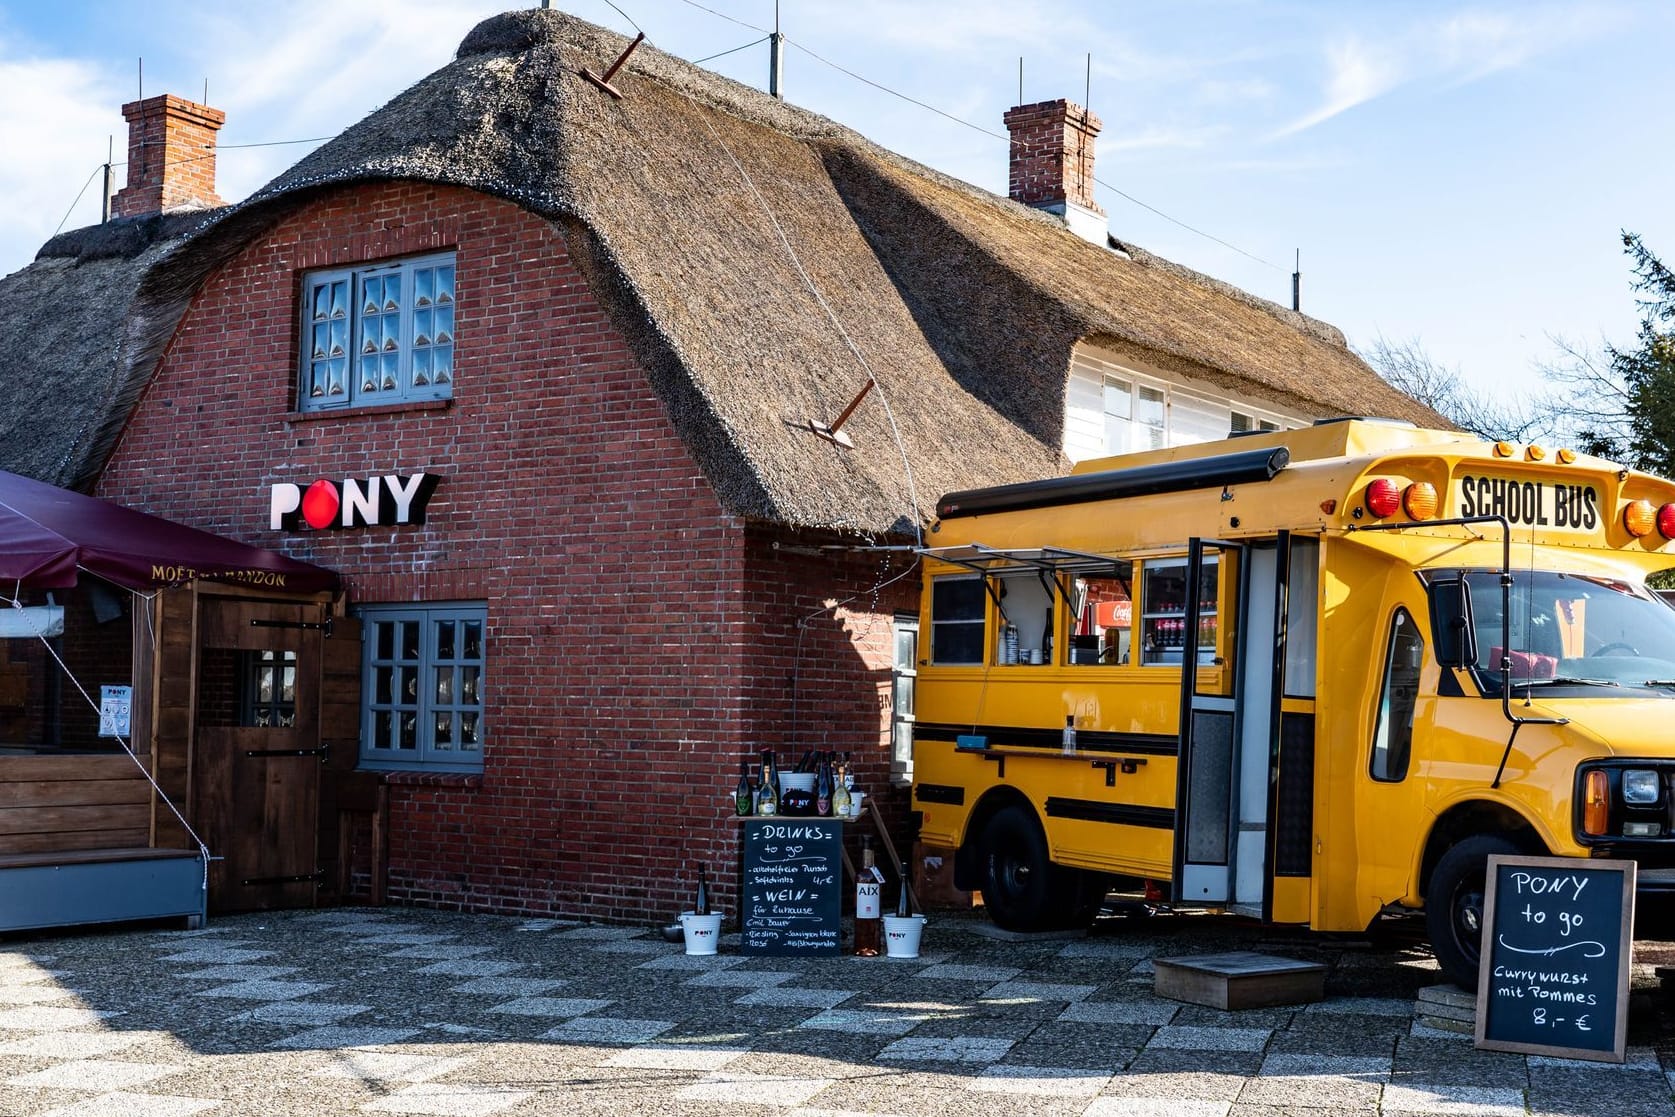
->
1002;98;1106;245
112;94;226;219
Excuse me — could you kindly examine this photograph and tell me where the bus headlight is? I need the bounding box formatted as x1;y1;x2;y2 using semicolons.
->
1623;768;1661;804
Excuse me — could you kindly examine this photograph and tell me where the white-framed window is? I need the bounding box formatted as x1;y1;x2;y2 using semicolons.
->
1064;346;1308;462
299;253;456;411
890;615;918;780
1232;410;1282;434
357;602;485;773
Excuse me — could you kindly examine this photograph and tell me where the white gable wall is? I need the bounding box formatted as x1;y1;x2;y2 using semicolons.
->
1064;344;1313;464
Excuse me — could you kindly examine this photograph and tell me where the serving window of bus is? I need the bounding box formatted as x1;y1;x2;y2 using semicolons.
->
1137;555;1219;666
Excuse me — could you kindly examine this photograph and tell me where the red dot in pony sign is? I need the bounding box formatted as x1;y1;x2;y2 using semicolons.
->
301;480;340;530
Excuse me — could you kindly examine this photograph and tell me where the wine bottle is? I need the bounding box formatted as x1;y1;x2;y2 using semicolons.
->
842;753;855;791
694;863;709;916
734;761;752;817
854;837;882;956
816;757;832;816
832;768;851;819
756;759;778;816
895;858;912;918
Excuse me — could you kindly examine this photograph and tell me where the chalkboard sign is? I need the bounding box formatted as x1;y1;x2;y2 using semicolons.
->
740;818;842;956
1475;854;1635;1062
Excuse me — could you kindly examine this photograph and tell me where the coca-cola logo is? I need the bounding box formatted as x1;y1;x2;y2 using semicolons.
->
269;472;440;531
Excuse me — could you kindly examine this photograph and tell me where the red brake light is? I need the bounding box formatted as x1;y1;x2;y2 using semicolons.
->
1658;504;1675;539
1365;479;1402;518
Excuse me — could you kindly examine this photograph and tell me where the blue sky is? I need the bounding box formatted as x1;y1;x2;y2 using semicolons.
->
3;1;1672;408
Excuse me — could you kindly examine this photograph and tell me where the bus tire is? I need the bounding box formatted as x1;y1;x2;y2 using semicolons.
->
1426;834;1519;990
980;805;1074;931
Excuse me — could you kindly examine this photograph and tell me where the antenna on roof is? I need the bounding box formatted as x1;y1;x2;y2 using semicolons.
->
1018;57;1023;104
1292;249;1302;312
137;57;143;102
1084;53;1091;108
769;0;785;99
101;136;114;224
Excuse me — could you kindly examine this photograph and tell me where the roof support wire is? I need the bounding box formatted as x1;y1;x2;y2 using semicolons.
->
698;115;924;546
3;586;216;894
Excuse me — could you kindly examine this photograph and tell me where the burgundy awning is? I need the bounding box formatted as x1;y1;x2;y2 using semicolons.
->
0;470;337;593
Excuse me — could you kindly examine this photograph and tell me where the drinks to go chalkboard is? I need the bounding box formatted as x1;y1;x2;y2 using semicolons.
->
693;863;709;916
854;837;883;956
734;762;752;817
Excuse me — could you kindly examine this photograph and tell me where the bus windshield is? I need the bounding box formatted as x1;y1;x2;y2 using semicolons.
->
1460;570;1675;694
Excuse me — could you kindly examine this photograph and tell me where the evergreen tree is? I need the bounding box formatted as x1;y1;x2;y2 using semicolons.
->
1612;233;1675;476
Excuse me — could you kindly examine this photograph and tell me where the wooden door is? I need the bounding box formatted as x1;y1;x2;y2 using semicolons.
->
192;596;326;912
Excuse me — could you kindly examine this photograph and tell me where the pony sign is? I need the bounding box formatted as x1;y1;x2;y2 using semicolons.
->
270;473;440;531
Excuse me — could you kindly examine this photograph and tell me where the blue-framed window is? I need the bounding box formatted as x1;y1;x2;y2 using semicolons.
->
357;603;485;773
299;253;455;411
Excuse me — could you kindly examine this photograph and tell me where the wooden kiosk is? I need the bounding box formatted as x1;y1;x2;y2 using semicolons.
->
0;470;351;931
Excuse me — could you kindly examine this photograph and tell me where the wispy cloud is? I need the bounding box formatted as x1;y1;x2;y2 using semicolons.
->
1268;4;1623;141
1270;35;1402;139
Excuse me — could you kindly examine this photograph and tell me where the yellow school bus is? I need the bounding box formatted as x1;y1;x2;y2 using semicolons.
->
912;418;1675;987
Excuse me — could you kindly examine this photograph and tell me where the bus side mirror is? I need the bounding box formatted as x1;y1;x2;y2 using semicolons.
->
1430;578;1477;668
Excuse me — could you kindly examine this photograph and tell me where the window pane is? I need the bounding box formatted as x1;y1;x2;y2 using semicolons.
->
436;620;455;660
435;713;453;748
1371;609;1423;781
932;578;984;621
376;622;394;660
461;665;480;704
1102;376;1131;419
462;621;482;659
460;712;480;749
435;667;453;705
373;711;393;750
401;621;420;659
399;712;417;750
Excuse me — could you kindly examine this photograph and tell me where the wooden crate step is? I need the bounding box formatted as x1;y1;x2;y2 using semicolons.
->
1154;951;1326;1010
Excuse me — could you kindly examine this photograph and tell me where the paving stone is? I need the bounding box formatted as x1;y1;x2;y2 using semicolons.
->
685;968;796;988
877;1036;1014;1063
966;1063;1111;1097
446;977;567;997
1085;1096;1233;1115
8;1057;183;1090
360;1082;533;1115
30;1093;220;1116
913;964;1023;983
795;1008;932;1036
0;1005;112;1030
735;986;856;1009
310;1051;473;1083
600;1044;748;1071
270;1024;421;1049
484;997;613;1018
191;979;334;1002
1059;999;1178;1026
1381;1082;1526;1116
414;959;524;977
677;1070;833;1106
1148;1025;1272;1052
980;980;1097;1003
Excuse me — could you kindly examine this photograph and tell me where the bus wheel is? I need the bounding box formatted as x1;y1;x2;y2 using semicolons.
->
1426;834;1519;990
981;805;1067;931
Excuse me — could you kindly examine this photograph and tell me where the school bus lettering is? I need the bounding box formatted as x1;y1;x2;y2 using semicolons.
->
1456;474;1599;531
912;421;1675;992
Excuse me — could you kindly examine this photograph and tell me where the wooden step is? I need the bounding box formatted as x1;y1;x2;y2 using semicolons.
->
1153;950;1326;1010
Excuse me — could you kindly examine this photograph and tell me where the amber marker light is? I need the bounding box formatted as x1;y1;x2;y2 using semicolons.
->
1525;444;1547;461
1582;769;1610;836
1658;504;1675;539
1557;448;1578;464
1403;482;1438;520
1625;499;1657;537
1365;478;1402;518
1493;441;1515;458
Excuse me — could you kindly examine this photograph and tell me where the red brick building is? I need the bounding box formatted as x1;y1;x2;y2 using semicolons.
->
0;10;1439;924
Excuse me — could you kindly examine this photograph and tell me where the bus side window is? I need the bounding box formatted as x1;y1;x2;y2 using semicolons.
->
1370;607;1423;782
1070;561;1134;666
929;576;986;665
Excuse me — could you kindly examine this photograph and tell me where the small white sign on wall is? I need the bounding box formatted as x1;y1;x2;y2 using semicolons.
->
99;686;132;738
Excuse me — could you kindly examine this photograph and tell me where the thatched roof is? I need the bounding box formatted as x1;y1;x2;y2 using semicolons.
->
0;212;213;488
0;8;1442;532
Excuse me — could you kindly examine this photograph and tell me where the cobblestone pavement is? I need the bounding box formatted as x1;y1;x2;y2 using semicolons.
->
0;906;1672;1116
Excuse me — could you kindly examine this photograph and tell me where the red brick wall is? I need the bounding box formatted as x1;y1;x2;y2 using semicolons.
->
113;95;225;218
95;180;909;923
